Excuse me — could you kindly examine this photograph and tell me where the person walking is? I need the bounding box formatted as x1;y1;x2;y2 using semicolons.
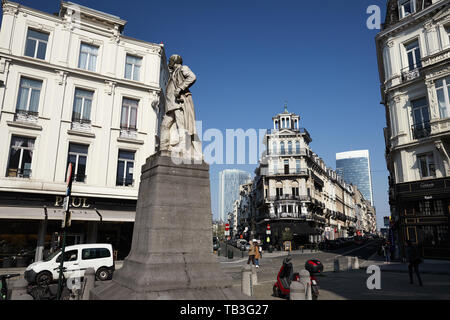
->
406;240;423;286
383;241;391;264
254;241;261;268
247;241;256;266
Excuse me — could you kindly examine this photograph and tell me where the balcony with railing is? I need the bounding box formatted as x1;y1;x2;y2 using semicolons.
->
270;168;309;177
14;110;39;123
401;64;421;83
71;118;92;132
120;126;138;140
411;121;431;140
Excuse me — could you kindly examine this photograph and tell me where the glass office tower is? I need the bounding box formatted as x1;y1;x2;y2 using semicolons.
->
218;169;252;222
336;150;374;206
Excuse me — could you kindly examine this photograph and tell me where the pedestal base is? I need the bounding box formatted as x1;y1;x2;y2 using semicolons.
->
90;152;246;300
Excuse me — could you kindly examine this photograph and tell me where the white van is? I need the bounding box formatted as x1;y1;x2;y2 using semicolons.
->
24;244;115;285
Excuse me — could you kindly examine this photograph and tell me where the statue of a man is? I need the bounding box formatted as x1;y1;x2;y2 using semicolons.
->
160;54;201;160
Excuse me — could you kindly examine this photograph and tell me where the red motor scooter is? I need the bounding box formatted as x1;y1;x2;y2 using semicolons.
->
273;256;323;300
272;256;299;299
305;259;323;300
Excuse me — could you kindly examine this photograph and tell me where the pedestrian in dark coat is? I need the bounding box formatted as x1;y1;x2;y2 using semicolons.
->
406;240;423;286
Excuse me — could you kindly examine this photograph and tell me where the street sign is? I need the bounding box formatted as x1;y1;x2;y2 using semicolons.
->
61;211;72;228
66;163;73;187
63;196;69;212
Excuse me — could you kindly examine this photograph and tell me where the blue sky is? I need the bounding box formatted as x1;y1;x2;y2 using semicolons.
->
3;0;389;228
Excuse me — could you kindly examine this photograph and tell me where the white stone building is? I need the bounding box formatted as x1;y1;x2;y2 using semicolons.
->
0;1;168;264
376;0;450;259
248;107;370;248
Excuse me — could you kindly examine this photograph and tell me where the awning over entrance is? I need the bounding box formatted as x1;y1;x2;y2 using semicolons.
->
0;206;135;222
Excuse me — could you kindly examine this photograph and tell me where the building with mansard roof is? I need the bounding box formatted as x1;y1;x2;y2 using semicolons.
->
236;107;376;248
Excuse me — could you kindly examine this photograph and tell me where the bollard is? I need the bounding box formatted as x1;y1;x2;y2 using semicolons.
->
289;281;306;300
83;268;96;300
10;278;33;300
353;257;360;270
251;265;258;286
241;265;253;297
333;258;340;272
299;270;312;300
347;257;352;271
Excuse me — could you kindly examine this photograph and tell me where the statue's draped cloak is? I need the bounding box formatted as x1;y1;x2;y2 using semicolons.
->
165;65;197;136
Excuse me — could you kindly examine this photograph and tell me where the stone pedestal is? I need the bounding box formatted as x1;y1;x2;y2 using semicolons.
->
91;152;245;300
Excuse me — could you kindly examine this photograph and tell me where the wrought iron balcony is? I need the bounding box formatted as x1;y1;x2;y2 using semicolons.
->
120;126;138;139
14;110;39;123
71;118;92;132
72;118;92;124
401;64;421;82
411;121;431;140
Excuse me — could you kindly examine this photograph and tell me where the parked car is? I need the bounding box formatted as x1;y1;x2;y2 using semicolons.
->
237;240;248;251
24;244;115;285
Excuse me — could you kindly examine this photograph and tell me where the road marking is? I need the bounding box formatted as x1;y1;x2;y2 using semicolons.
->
331;241;377;261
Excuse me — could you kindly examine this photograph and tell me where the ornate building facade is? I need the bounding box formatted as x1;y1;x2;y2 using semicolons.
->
235;107;377;248
0;1;168;264
376;0;450;259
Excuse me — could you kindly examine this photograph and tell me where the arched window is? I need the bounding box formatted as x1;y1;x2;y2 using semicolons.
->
280;142;285;155
288;141;293;154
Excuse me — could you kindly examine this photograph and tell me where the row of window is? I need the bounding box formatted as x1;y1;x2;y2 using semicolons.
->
6;135;136;187
25;28;143;81
16;76;139;131
273;117;299;130
271;141;302;155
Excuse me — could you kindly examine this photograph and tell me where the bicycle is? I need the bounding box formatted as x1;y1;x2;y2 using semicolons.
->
0;274;20;300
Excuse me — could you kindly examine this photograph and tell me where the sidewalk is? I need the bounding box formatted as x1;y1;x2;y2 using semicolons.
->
216;249;318;263
378;259;450;275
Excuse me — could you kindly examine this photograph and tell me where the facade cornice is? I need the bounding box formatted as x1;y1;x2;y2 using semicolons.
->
376;0;449;41
3;1;63;23
0;52;161;93
60;1;127;27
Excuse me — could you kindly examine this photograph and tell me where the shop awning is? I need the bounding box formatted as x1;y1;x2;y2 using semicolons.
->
0;206;135;222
